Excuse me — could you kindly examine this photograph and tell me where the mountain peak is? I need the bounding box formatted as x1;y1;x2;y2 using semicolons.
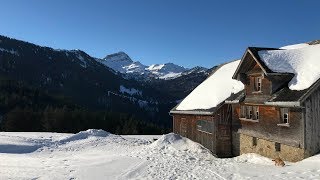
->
103;51;133;63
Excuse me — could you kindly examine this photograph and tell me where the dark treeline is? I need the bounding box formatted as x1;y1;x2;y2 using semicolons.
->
0;78;169;134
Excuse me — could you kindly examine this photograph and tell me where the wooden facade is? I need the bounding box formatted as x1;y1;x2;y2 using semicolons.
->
172;104;232;157
304;86;320;156
232;104;304;147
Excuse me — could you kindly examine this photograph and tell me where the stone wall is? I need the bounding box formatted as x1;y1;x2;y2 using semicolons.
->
233;132;305;162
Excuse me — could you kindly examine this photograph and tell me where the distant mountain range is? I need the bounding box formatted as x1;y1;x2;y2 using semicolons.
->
0;35;213;129
98;51;208;80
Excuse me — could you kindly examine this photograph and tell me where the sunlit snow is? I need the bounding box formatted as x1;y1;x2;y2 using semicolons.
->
0;130;320;179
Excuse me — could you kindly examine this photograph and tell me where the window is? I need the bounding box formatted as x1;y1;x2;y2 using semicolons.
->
280;108;289;124
240;106;259;121
196;120;214;134
240;106;246;118
252;137;257;146
246;106;253;119
275;142;281;152
254;77;262;91
253;106;259;120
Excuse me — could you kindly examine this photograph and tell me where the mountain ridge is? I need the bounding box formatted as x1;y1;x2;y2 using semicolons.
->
0;34;211;130
98;51;208;80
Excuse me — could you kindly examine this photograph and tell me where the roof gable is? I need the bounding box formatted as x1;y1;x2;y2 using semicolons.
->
232;47;280;80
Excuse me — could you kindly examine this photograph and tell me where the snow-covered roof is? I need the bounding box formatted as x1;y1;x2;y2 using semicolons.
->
280;43;309;50
258;44;320;90
175;60;244;111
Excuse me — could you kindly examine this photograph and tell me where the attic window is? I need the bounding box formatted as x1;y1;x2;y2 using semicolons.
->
254;77;262;91
254;77;262;92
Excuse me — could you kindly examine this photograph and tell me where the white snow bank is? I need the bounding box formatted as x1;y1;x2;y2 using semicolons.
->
259;44;320;90
59;129;110;144
176;60;244;110
234;153;274;165
1;131;320;179
150;133;208;153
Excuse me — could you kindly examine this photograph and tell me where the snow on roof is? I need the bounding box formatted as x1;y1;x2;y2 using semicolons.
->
176;60;244;111
258;44;320;91
280;43;309;50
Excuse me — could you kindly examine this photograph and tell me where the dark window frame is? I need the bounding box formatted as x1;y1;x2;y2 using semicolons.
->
275;142;281;152
280;108;289;124
252;137;257;146
240;105;259;121
254;76;262;92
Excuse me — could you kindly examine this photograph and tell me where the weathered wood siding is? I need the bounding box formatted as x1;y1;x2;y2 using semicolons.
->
215;104;233;157
172;105;232;157
173;114;213;141
244;64;273;103
233;104;303;148
304;87;320;156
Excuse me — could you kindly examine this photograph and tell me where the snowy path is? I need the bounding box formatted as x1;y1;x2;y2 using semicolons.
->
0;130;320;179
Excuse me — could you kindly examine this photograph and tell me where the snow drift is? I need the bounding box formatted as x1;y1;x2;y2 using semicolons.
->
150;133;208;153
59;129;110;144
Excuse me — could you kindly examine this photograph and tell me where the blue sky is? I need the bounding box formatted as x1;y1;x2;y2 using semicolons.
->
0;0;319;68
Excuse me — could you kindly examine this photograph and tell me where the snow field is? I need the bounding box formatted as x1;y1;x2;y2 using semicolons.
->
0;130;320;179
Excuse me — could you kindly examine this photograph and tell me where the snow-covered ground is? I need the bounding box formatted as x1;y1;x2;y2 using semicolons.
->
0;130;320;180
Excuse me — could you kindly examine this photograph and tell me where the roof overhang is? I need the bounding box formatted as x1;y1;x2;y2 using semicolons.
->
169;110;214;115
225;100;241;104
264;101;302;107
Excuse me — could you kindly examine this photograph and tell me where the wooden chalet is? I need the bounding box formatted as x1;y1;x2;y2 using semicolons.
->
228;46;320;162
171;42;320;162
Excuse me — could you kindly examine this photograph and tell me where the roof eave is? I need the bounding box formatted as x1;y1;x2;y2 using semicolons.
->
264;101;302;107
225;100;240;104
169;110;214;115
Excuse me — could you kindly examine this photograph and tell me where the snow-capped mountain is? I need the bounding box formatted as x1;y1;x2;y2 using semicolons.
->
147;63;187;79
99;52;148;75
98;52;205;80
